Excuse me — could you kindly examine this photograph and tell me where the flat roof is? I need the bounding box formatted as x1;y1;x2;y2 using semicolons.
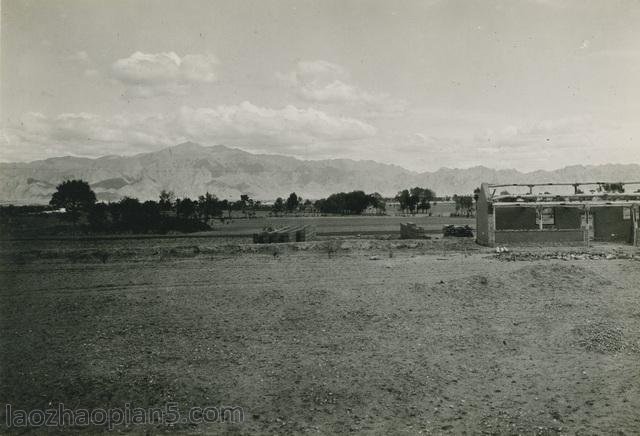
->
493;200;640;208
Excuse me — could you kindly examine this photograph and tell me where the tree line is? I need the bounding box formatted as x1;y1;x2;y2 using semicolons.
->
2;179;480;235
395;187;436;214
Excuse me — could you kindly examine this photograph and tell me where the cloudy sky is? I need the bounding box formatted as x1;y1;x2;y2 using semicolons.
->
2;0;640;171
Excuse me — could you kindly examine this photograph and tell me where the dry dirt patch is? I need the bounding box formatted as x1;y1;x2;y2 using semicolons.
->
1;240;640;434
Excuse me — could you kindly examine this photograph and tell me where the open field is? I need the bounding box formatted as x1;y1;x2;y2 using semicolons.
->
1;214;474;240
1;237;639;434
206;215;473;237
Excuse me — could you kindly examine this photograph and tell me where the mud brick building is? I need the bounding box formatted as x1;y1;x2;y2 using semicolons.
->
476;182;640;247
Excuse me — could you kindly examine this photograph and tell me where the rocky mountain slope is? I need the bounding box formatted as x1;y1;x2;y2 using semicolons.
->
0;142;638;204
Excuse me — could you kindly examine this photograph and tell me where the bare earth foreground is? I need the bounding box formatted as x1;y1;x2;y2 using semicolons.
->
1;237;639;434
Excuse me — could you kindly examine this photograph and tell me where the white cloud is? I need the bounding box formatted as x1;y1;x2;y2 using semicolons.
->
2;102;377;161
111;52;218;98
278;60;406;116
175;102;376;144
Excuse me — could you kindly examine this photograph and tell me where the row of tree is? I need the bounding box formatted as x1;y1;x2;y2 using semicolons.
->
45;179;477;234
395;187;436;213
50;180;219;233
452;194;475;217
314;191;383;215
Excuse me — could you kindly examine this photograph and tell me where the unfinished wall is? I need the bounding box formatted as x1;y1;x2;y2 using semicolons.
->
593;207;634;242
495;229;585;244
495;208;537;230
475;184;491;246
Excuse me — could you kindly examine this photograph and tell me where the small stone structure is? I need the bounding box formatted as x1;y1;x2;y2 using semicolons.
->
253;225;316;243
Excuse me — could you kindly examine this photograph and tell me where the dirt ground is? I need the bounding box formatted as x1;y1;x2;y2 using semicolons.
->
1;238;639;434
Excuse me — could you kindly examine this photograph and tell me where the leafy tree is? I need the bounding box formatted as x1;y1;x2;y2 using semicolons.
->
198;192;222;223
235;194;256;218
367;192;385;211
473;187;481;203
88;203;109;232
272;197;285;216
239;194;249;217
410;187;435;214
316;191;371;215
396;189;412;213
141;200;162;231
286;192;299;212
453;195;474;217
219;199;231;219
176;198;197;219
49;179;97;223
159;190;175;211
117;197;145;232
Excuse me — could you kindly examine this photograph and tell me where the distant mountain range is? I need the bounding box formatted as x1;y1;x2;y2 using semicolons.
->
1;142;638;204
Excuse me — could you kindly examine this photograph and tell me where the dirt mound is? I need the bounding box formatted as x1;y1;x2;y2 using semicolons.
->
495;251;639;262
572;322;637;354
514;263;612;293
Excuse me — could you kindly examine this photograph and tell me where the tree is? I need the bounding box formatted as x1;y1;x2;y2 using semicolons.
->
410;187;435;214
117;197;144;232
239;194;249;218
272;197;285;216
49;179;97;223
368;192;384;210
395;187;435;214
367;192;385;213
141;200;162;232
302;199;314;214
316;191;371;215
286;192;299;212
159;190;175;211
198;192;222;223
396;189;411;213
176;198;197;219
473;187;481;203
219;199;231;219
453;195;474;217
88;203;109;232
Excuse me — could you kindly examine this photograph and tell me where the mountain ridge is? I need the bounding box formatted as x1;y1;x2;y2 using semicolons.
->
1;142;638;204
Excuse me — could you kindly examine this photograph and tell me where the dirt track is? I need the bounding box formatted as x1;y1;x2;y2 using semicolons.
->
1;239;639;434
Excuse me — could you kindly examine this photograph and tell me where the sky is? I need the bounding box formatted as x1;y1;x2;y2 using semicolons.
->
1;0;640;172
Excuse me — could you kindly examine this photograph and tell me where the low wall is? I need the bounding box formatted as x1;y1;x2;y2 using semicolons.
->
494;229;585;245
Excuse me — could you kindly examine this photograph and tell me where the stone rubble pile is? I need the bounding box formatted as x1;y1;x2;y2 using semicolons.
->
496;251;639;262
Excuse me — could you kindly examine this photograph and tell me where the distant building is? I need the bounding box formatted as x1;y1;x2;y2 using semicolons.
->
476;182;640;247
362;205;385;215
384;200;402;215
